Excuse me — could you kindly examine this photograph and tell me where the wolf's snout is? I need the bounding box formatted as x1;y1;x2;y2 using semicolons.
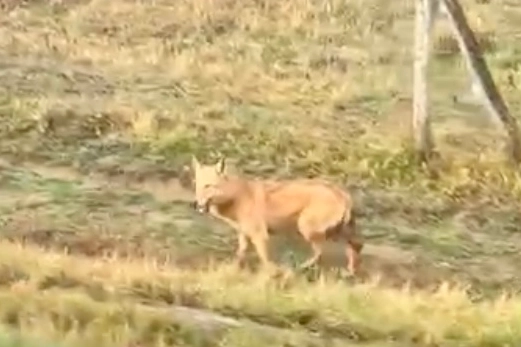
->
193;201;209;213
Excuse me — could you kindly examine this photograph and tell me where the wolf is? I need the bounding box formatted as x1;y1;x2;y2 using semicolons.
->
190;156;363;275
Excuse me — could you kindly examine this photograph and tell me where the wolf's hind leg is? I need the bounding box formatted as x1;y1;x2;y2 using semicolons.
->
342;215;363;276
299;236;325;270
297;213;327;270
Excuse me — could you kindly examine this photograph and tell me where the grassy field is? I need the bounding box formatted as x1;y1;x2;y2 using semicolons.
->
1;0;521;345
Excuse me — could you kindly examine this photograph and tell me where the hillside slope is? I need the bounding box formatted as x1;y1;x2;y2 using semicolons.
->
0;0;521;346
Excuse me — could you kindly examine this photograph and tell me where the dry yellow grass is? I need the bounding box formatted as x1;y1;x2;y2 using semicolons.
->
0;240;520;347
1;0;521;346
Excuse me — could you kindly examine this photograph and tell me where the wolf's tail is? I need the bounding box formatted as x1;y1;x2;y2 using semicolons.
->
342;208;364;253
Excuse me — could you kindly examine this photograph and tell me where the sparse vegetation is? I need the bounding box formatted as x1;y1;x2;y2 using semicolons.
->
2;240;521;347
1;0;521;346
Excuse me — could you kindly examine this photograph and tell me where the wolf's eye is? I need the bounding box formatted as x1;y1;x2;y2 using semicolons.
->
203;184;213;189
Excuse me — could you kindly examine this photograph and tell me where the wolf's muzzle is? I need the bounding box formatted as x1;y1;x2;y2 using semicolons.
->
192;201;210;213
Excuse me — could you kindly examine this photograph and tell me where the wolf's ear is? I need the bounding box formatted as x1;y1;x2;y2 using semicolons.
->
191;155;200;170
215;156;226;174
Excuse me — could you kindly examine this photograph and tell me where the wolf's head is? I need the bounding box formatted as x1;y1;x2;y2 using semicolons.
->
191;155;228;213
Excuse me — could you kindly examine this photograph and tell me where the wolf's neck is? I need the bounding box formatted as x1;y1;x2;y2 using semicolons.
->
211;176;248;206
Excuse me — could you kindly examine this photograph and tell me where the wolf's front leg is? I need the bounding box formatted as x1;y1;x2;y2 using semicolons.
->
242;221;276;272
250;234;273;267
234;233;250;268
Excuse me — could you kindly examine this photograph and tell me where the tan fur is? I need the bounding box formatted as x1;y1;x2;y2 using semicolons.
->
191;156;363;275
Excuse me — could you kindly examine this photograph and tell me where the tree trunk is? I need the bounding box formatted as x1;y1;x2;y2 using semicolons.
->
441;0;521;163
413;0;436;163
